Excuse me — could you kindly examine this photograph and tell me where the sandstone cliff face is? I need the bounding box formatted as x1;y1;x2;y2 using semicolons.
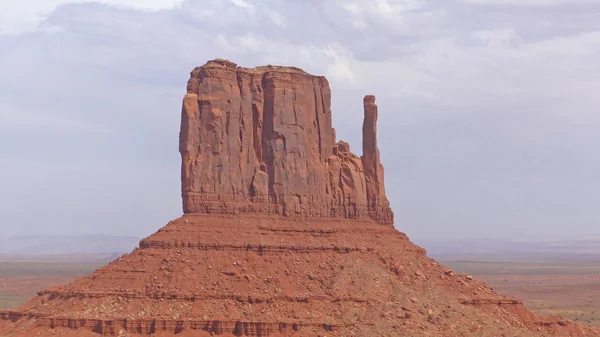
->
180;59;394;225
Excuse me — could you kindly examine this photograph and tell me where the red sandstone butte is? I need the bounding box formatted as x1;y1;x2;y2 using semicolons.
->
1;59;598;337
180;59;393;225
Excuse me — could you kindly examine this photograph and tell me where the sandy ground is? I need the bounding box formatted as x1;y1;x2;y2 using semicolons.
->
0;261;103;310
443;260;600;326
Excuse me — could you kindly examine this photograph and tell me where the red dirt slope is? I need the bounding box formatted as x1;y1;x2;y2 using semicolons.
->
2;215;598;336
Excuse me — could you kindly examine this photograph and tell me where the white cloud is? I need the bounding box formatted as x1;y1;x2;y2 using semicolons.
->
322;44;357;84
2;0;600;240
470;28;519;46
458;0;599;5
335;0;427;31
0;104;105;133
229;0;254;8
264;8;286;27
342;0;425;15
0;0;183;35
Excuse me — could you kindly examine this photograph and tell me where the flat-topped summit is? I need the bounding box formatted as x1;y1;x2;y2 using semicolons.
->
200;59;311;75
181;59;393;225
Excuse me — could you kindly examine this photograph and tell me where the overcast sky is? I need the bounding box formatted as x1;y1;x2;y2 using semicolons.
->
1;0;599;244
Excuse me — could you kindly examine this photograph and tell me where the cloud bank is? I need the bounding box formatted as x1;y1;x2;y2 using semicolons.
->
1;0;600;242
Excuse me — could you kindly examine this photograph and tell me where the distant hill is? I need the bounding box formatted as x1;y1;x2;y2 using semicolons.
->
0;235;140;255
418;238;600;262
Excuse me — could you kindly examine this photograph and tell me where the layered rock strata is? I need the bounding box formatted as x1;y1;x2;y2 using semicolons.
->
1;215;594;337
180;59;393;225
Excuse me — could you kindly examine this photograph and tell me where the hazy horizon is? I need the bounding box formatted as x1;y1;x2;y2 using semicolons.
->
3;234;600;258
2;0;600;243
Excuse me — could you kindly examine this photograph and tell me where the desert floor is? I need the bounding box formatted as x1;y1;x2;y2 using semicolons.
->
1;254;599;327
0;259;104;310
443;258;600;326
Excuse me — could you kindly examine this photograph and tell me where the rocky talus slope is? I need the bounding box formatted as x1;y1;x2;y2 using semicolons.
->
1;60;598;337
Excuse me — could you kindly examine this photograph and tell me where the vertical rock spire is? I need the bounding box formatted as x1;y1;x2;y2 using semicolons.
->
362;95;385;204
361;95;392;224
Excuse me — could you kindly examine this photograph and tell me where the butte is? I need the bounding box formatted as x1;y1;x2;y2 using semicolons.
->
1;59;598;337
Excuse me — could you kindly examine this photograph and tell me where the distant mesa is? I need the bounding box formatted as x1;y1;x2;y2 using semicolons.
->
0;235;140;256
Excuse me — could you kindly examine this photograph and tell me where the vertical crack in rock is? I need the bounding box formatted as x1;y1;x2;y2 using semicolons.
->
261;74;276;204
180;59;393;225
313;78;323;163
251;103;262;162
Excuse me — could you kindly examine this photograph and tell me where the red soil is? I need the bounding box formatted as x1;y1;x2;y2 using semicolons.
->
2;214;597;336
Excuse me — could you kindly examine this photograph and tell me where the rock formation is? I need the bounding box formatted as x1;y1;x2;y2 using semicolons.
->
1;60;598;337
180;59;393;225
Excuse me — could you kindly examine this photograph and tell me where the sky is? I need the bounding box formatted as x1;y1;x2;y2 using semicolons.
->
1;0;600;243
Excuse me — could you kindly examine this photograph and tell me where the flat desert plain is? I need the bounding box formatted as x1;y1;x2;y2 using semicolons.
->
1;253;599;328
0;255;110;310
443;257;600;326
